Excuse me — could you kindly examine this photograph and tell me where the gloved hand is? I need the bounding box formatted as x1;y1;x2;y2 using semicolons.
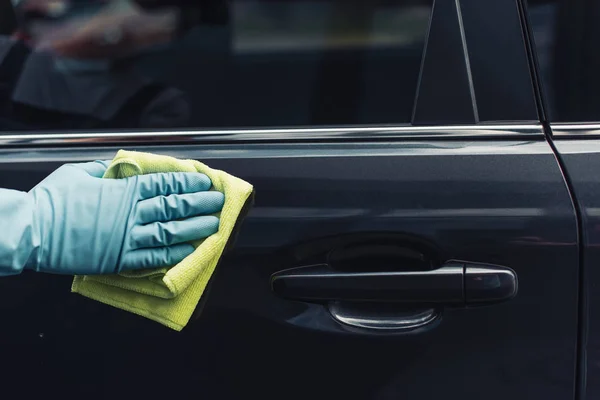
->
0;160;224;276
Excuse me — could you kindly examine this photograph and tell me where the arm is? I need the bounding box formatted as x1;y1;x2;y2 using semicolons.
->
0;188;35;276
0;160;225;276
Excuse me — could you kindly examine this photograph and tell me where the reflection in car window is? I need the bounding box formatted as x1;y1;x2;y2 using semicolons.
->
0;0;432;133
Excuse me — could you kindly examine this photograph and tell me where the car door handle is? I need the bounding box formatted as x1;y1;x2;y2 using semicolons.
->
271;261;517;306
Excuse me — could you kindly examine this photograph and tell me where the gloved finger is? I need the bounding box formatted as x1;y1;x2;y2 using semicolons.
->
135;191;224;224
119;243;195;271
130;215;220;249
134;172;212;200
74;160;112;178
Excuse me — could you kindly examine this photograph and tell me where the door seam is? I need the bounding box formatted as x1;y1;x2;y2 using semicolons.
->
516;0;586;397
545;123;587;400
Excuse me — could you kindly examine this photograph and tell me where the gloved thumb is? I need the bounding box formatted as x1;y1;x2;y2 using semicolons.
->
76;160;112;178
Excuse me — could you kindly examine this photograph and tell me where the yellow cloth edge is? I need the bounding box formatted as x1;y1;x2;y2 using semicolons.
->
71;278;184;331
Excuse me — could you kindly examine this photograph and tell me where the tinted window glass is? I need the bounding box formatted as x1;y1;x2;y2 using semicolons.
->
0;0;432;133
529;0;600;122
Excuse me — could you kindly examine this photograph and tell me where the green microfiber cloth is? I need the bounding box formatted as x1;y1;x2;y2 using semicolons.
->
71;150;254;331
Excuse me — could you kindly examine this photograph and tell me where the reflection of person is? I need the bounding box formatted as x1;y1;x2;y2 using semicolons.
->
0;0;191;131
0;160;225;276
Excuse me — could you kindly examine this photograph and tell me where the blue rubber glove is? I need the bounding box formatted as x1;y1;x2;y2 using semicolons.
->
0;160;224;276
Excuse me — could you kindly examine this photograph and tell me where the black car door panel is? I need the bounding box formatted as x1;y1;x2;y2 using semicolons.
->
0;131;578;399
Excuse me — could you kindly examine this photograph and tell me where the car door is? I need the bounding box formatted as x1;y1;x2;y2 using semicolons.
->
0;0;579;399
528;0;600;399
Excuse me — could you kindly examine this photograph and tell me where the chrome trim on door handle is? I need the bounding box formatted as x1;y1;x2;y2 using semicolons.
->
328;302;439;330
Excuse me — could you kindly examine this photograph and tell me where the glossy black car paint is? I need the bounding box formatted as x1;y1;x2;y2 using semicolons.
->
0;134;578;399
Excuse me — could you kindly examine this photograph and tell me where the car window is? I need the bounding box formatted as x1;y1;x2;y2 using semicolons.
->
529;0;600;122
0;0;432;133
